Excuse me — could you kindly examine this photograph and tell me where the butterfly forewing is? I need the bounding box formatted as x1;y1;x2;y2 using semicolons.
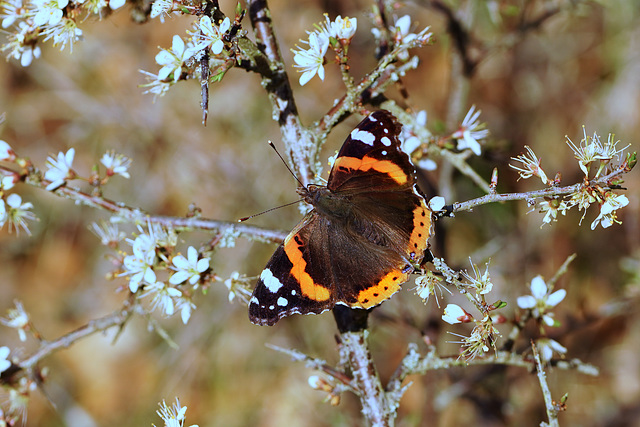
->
328;110;413;193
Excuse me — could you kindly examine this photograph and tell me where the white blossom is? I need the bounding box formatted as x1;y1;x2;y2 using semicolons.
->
536;338;567;362
2;21;42;66
101;151;131;178
143;281;181;317
156;35;193;83
150;0;172;21
109;0;125;9
170;246;209;285
539;198;569;226
428;196;446;212
41;17;83;52
0;140;14;160
89;221;125;246
453;106;489;156
292;31;329;86
1;0;24;29
31;0;68;27
0;346;10;373
194;16;230;55
121;234;157;292
44;148;75;190
517;275;565;326
321;14;357;40
442;303;468;325
3;193;36;235
153;398;198;427
509;146;549;184
0;300;30;341
591;194;629;230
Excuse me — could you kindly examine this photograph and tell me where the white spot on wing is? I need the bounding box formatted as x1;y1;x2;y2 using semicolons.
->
277;297;288;306
250;296;259;304
260;269;283;293
351;129;375;146
381;137;391;146
269;305;275;310
381;150;387;156
291;290;297;295
368;115;378;122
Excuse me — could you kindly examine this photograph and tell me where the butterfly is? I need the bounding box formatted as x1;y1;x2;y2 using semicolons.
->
249;110;432;326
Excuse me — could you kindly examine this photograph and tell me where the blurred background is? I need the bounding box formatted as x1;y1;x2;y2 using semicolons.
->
1;0;639;426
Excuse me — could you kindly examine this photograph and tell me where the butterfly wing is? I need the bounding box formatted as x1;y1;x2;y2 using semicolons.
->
249;212;336;326
328;109;432;292
328;110;414;193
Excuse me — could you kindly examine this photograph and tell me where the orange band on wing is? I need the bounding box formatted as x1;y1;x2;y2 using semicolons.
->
333;155;408;185
355;269;406;308
284;234;331;302
407;201;431;260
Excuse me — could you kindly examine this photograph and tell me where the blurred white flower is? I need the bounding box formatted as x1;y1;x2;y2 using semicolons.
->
3;193;36;235
453;106;489;156
150;0;172;21
536;337;567;362
101;151;132;179
44;148;75;190
31;0;68;27
463;258;493;295
41;16;83;52
121;234;157;292
153;398;198;427
90;221;125;247
143;281;181;317
539;198;569;226
1;300;30;341
0;346;10;373
0;140;14;160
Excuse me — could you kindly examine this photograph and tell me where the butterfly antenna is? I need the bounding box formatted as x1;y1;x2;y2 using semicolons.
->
268;141;306;189
238;199;303;222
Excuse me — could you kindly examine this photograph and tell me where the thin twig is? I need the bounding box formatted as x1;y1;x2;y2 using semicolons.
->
451;167;627;213
532;340;560;427
19;295;138;370
1;164;288;243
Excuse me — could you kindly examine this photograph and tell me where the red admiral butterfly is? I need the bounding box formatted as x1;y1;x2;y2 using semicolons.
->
249;110;432;326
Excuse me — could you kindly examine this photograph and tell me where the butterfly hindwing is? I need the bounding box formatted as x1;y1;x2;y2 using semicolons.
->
249;213;335;326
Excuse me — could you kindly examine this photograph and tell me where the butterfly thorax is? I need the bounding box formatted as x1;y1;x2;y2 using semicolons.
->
298;184;353;220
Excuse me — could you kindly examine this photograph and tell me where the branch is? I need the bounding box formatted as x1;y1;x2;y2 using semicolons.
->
247;0;315;186
450;167;628;213
532;341;561;427
2;164;288;243
341;331;394;427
